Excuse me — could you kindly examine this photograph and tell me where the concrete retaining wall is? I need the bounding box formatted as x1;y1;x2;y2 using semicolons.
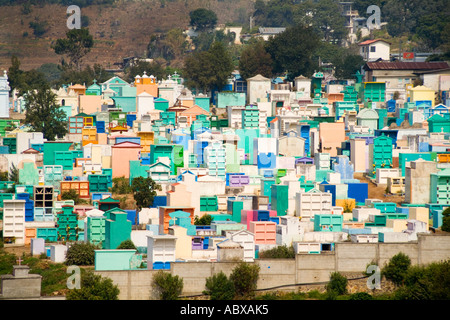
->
296;253;335;284
95;234;450;300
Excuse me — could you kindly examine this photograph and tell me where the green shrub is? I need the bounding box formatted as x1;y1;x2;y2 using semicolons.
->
61;189;80;204
194;214;212;225
29;20;48;37
307;289;326;300
111;176;132;194
65;242;98;266
229;262;260;299
349;292;374;300
0;251;17;275
151;270;183;300
278;291;308;300
325;290;338;300
393;260;450;300
203;271;235;300
326;272;348;296
66;270;120;300
258;245;295;259
29;260;69;296
116;239;137;250
441;207;450;232
382;252;411;286
255;292;280;300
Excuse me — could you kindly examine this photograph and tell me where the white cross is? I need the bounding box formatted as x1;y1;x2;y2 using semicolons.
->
16;257;23;265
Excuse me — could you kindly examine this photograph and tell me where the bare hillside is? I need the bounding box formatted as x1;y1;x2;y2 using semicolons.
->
0;0;254;71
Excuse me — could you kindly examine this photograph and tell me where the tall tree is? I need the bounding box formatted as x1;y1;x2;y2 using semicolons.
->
189;8;218;31
207;41;234;90
183;41;233;93
238;39;273;80
253;0;349;44
147;29;188;65
309;0;347;44
313;42;365;79
7;55;23;93
191;31;216;52
7;56;49;96
165;28;188;62
182;51;211;91
24;87;68;141
56;64;112;87
53;28;94;70
265;24;320;79
416;13;450;50
382;0;449;42
37;63;63;84
334;54;365;80
253;0;297;27
131;177;161;228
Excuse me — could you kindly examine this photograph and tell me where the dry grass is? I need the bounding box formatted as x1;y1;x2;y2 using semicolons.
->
0;0;254;71
354;173;404;205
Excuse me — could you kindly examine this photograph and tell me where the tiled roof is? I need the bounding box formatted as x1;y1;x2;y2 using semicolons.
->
364;61;450;71
358;39;391;46
259;27;286;34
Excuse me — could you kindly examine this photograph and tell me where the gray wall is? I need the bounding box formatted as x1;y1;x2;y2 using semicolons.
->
95;234;450;300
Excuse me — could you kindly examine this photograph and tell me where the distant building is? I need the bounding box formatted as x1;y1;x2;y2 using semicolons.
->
339;1;360;45
358;39;391;62
363;61;450;100
258;27;286;41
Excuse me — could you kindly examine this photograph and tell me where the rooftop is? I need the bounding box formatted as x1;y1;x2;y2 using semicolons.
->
364;61;450;71
258;27;286;34
358;39;391;46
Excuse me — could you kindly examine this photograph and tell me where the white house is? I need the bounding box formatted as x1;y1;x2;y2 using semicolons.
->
358;39;391;62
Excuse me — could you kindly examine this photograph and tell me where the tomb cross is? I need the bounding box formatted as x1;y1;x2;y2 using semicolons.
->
16;257;23;265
